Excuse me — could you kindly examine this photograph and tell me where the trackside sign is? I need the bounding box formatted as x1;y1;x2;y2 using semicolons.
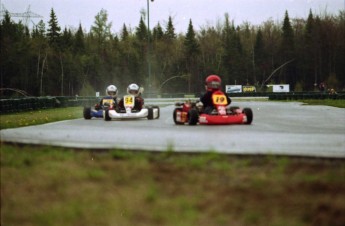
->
243;86;256;92
267;84;290;92
225;85;242;93
225;85;256;93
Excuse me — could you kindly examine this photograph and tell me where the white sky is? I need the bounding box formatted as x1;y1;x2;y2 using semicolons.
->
1;0;344;34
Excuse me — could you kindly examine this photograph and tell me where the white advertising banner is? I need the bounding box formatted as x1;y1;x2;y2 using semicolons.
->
225;85;242;93
268;84;290;92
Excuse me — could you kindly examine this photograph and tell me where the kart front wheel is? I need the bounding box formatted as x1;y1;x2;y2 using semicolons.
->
104;109;111;121
188;109;199;125
243;108;253;124
83;107;92;119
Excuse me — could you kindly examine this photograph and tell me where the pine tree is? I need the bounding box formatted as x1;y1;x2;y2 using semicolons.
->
184;19;199;57
1;11;28;89
222;13;244;84
165;16;176;40
303;10;317;90
121;24;129;41
61;27;73;50
281;10;294;59
280;10;296;86
153;22;164;41
254;28;266;84
184;19;200;92
47;8;61;48
135;16;147;41
74;23;85;54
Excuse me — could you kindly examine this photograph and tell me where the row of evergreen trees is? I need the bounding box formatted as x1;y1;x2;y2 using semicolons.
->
1;8;344;96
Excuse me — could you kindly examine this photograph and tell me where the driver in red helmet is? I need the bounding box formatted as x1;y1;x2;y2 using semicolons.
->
199;75;231;114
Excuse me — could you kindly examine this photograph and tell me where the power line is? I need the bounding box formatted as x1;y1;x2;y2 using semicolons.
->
0;3;43;27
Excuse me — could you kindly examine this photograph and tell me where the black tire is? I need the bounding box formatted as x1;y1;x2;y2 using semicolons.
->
188;109;199;125
243;108;253;124
104;109;111;121
173;108;184;125
83;107;92;119
147;107;154;120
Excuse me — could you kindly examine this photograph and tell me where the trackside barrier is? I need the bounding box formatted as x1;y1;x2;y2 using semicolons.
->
1;92;344;114
268;92;345;100
0;96;100;114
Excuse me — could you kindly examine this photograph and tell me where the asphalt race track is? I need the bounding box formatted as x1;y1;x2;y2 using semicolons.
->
1;100;345;158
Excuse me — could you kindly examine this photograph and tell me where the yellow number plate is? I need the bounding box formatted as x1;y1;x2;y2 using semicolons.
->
102;99;114;106
124;95;135;107
212;94;228;105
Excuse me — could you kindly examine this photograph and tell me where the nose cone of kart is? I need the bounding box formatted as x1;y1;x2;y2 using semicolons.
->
199;113;246;125
108;108;149;119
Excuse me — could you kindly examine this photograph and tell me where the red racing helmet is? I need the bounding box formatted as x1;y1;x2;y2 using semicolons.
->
205;75;222;91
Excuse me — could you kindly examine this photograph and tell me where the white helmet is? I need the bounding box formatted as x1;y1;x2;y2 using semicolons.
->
106;85;118;97
127;83;140;97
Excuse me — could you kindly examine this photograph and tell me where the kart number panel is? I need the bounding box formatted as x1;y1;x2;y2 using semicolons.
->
124;95;135;108
212;93;228;105
102;99;114;106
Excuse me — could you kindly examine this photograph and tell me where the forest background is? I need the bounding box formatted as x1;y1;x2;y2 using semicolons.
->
1;8;344;97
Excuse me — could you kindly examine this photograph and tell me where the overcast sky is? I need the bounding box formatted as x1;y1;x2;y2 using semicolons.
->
1;0;344;34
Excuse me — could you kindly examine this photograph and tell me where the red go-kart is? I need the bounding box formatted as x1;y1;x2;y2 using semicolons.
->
173;91;253;125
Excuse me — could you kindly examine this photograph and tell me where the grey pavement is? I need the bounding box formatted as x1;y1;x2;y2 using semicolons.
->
1;101;344;158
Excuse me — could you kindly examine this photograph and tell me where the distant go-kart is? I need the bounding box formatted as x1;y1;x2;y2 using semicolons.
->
173;91;253;125
103;95;159;121
83;98;114;119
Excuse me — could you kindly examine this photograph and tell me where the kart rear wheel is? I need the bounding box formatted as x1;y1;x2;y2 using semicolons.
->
188;109;199;125
83;107;92;119
173;108;184;125
243;108;253;124
104;109;111;121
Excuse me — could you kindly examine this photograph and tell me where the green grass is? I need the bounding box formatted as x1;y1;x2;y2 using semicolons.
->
1;144;344;226
0;107;82;130
300;99;345;108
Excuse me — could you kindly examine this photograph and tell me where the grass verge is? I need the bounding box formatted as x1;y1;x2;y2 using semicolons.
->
0;107;82;130
298;99;345;108
1;143;344;226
